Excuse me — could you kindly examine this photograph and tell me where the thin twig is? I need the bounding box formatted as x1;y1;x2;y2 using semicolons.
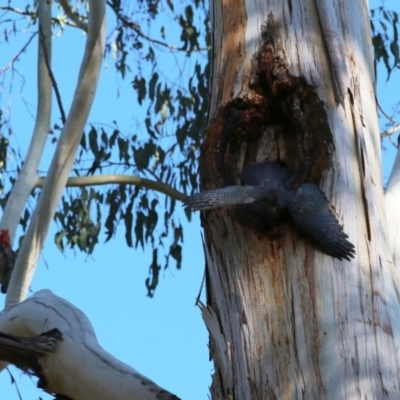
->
106;0;208;52
5;368;23;400
39;25;66;124
376;95;396;124
0;5;36;17
381;122;400;139
0;32;37;75
0;6;82;29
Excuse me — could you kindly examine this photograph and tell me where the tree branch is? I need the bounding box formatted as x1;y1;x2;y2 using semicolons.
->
5;0;106;307
0;329;60;372
39;25;66;124
0;290;180;400
0;32;38;75
0;5;85;30
381;122;400;139
58;0;88;32
0;1;52;252
35;174;186;201
106;0;207;52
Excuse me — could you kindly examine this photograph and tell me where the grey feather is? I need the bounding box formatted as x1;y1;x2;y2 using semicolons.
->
184;185;281;211
183;162;355;260
287;183;355;261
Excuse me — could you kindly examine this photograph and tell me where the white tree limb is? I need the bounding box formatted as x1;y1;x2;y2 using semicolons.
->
0;0;52;244
5;0;106;307
36;174;186;200
381;122;400;139
0;290;180;400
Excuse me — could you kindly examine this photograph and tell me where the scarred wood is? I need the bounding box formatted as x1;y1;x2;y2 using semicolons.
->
202;0;400;399
0;290;179;400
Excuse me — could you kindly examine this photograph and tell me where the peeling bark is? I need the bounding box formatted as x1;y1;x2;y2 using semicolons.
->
0;291;180;400
0;328;60;377
0;1;182;399
201;0;400;398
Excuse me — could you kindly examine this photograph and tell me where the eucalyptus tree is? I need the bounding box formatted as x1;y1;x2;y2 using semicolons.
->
0;0;400;399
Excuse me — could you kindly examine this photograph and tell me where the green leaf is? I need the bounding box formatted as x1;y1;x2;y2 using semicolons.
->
135;211;145;248
124;199;134;247
104;188;122;242
109;129;119;148
117;137;129;162
88;126;99;156
55;231;67;251
133;142;156;170
149;72;159;101
146;249;160;297
78;228;88;251
101;128;108;148
132;76;147;105
80;131;87;151
169;243;182;269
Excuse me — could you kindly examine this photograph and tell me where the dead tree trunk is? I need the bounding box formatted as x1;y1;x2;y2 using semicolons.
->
200;1;400;398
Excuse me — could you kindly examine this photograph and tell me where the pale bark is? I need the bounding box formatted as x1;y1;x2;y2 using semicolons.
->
5;0;106;307
2;0;399;399
0;290;178;400
0;0;52;244
35;174;186;200
0;2;183;398
202;0;400;399
381;122;400;139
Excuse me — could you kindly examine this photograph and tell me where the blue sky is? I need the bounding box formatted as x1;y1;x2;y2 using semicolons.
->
0;1;399;399
0;5;211;399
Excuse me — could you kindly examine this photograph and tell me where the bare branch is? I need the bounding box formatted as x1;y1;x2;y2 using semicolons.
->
0;6;36;18
36;174;186;201
377;97;396;124
39;25;66;124
5;0;106;307
0;5;84;29
5;368;23;400
381;122;400;139
0;290;180;400
0;329;60;372
106;1;207;52
0;33;38;75
0;1;52;246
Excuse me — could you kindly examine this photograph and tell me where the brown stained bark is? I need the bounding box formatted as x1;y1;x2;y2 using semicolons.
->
202;20;334;189
208;0;246;112
0;329;61;384
201;1;400;399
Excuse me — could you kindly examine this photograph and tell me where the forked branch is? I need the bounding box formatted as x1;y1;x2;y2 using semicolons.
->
5;0;106;307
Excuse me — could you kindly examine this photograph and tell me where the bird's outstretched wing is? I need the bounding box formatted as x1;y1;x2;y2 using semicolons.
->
184;162;297;212
184;164;355;261
183;186;281;211
288;183;355;261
